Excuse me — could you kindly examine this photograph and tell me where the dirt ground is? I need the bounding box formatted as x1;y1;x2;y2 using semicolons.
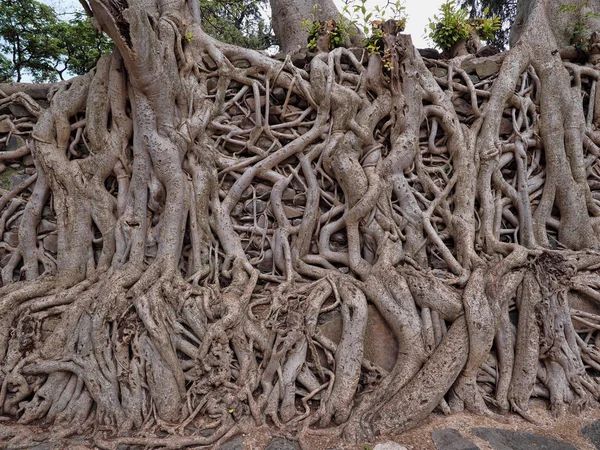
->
239;400;600;450
1;400;599;449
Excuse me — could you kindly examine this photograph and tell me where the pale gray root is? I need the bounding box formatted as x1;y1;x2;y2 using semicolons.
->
1;0;600;447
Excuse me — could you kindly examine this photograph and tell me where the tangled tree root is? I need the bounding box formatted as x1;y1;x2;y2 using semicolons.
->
1;0;600;448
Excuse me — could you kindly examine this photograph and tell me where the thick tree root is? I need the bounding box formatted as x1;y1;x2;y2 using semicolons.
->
1;0;600;447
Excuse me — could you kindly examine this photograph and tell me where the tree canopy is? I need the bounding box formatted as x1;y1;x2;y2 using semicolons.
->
0;0;112;82
460;0;517;48
198;0;274;50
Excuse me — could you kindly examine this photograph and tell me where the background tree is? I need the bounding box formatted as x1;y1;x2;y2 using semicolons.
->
460;0;517;49
1;0;600;449
0;0;112;81
52;12;113;79
198;0;274;50
0;0;64;81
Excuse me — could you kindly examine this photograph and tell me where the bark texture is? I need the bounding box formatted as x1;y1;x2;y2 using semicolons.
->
1;0;600;448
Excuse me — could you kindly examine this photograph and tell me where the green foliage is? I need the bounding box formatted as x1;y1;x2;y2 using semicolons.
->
198;0;274;50
302;16;322;51
342;0;406;37
559;3;600;51
0;0;63;82
0;0;112;82
0;166;18;190
0;54;11;82
302;17;353;51
53;13;113;77
302;0;406;54
427;1;470;50
426;1;499;51
364;26;385;56
469;8;501;41
302;4;355;52
459;0;515;50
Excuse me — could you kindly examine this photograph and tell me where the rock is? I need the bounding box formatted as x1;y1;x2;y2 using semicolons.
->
461;54;504;79
432;428;480;450
272;87;287;102
207;77;218;93
291;51;308;68
373;442;407;450
432;67;448;78
231;203;244;217
203;54;217;70
292;193;306;206
319;304;398;372
283;205;303;219
5;135;25;152
461;58;477;74
43;234;58;253
282;188;295;201
265;437;301;450
29;444;56;450
582;420;600;449
244;198;267;214
462;55;503;78
257;215;270;229
0;118;11;133
8;104;31;118
255;183;272;197
297;98;308;109
38;219;56;233
469;74;480;84
220;435;244;450
246;96;266;110
3;231;19;248
476;45;501;57
453;97;474;117
475;59;501;78
9;173;30;190
500;117;513;136
330;232;346;245
473;428;578;450
227;105;244;116
257;249;273;272
419;48;441;59
23;154;34;166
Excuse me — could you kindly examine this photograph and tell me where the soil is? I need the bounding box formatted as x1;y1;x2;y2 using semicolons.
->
267;401;600;449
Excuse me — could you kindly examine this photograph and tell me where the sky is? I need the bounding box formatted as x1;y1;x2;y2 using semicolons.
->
44;0;445;48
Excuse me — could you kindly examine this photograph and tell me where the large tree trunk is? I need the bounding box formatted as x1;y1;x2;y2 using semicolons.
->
1;0;600;448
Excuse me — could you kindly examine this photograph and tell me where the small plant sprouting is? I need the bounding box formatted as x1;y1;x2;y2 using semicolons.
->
342;0;406;37
558;3;600;51
302;3;354;52
426;1;500;51
302;0;407;55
